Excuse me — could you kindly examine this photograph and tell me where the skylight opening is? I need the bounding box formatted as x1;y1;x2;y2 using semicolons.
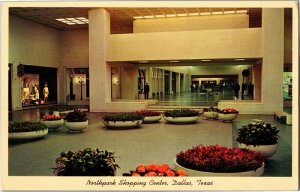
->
55;17;89;25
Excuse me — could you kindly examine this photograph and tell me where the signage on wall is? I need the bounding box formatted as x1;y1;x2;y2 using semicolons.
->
75;68;89;74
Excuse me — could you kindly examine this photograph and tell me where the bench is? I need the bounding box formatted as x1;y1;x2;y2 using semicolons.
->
273;111;289;124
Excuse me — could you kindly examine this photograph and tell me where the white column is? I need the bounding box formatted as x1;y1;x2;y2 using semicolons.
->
89;8;111;112
262;8;284;112
169;71;173;94
176;73;180;93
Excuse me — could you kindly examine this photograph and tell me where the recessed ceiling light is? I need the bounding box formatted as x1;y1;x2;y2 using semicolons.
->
169;60;180;63
177;13;188;17
66;23;76;25
235;58;246;61
166;14;176;17
200;12;211;16
155;15;165;18
212;11;223;15
201;59;212;62
55;18;65;21
55;17;88;25
236;10;247;13
138;61;149;63
133;16;144;19
224;11;235;14
144;15;155;19
189;13;199;16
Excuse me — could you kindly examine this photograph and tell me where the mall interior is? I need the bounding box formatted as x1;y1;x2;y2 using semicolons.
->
5;5;296;182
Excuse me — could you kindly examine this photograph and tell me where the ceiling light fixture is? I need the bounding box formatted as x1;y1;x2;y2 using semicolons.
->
55;17;89;25
201;59;212;62
235;58;246;61
169;60;180;63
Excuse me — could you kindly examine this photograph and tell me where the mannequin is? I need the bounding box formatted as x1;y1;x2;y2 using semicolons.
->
34;84;39;103
43;83;49;103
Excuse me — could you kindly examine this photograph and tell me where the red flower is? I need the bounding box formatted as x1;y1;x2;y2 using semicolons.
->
146;164;159;172
145;171;158;176
131;172;141;176
157;164;170;174
136;165;146;173
166;170;175;176
176;170;186;176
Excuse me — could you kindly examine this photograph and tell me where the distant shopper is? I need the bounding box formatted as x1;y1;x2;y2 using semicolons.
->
241;83;247;100
233;83;240;99
248;82;254;99
144;83;150;99
43;83;49;103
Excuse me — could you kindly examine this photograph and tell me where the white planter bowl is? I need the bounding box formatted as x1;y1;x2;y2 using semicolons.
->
238;143;278;158
164;116;199;123
65;120;88;132
203;111;219;120
103;120;142;128
174;159;264;176
41;119;64;130
143;115;162;123
218;113;238;122
9;129;48;140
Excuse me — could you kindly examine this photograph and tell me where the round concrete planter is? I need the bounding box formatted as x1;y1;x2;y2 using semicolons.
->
103;120;142;128
9;129;48;140
65;120;88;132
238;143;278;158
41;119;64;130
203;111;219;120
218;113;238;122
164;116;199;123
143;115;162;123
174;159;264;176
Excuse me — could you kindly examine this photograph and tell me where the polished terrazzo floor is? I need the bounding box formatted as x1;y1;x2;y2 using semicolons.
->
8;106;292;177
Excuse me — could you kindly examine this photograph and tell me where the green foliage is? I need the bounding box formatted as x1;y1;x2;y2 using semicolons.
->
102;112;143;122
164;109;199;117
236;122;280;146
65;109;88;122
9;121;48;133
53;148;119;176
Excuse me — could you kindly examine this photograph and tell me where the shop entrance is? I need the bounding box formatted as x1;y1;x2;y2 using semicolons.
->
21;65;57;107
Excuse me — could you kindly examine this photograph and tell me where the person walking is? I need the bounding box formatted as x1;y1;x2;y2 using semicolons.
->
144;83;150;99
233;83;240;99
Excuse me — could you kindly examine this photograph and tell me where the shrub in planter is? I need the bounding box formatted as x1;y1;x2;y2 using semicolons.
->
9;121;48;140
9;121;48;133
65;109;89;132
164;109;199;117
236;122;280;157
102;112;143;122
136;110;161;117
65;109;88;122
123;163;186;176
203;107;220;120
53;148;119;176
236;122;279;146
176;145;265;173
102;112;143;128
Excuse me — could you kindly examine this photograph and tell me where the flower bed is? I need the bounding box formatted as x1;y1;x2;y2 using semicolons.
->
136;110;162;123
9;121;48;140
41;115;64;130
176;145;264;173
164;109;199;123
218;108;239;122
123;164;186;176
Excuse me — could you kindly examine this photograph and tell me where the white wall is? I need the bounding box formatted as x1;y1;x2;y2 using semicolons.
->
61;30;89;67
9;15;61;110
108;28;262;62
134;14;249;33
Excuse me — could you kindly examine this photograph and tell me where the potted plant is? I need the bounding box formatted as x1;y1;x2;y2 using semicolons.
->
64;109;88;132
136;110;162;123
174;145;265;176
41;114;64;130
102;112;143;128
202;106;220;120
218;108;239;122
9;121;48;140
236;122;280;158
123;163;186;176
53;148;119;176
164;109;200;123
